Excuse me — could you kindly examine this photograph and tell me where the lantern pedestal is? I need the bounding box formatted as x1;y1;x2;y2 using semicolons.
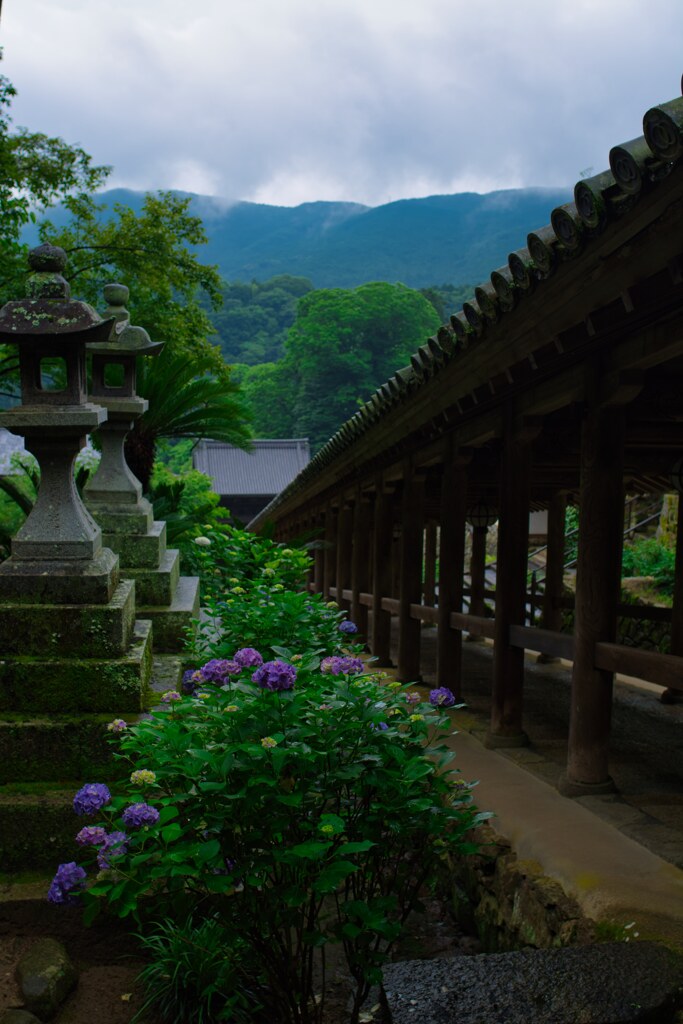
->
85;456;199;652
0;247;155;871
84;286;200;651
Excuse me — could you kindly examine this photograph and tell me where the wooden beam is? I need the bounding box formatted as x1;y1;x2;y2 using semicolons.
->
595;643;683;692
509;625;575;661
450;612;496;638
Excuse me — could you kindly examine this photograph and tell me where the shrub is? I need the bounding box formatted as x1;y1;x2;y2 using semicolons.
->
133;914;261;1024
622;536;675;596
50;655;485;1024
182;520;312;601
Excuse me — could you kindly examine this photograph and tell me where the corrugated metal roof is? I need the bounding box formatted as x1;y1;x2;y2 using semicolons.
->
193;439;310;497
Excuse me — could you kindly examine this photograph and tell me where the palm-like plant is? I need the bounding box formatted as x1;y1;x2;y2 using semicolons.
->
125;346;253;491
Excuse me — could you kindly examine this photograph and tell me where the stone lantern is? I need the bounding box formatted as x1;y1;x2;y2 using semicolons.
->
85;283;163;524
84;283;200;652
0;244;116;597
0;248;154;871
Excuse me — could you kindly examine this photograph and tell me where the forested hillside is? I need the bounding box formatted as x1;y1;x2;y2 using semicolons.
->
30;186;571;290
231;282;441;450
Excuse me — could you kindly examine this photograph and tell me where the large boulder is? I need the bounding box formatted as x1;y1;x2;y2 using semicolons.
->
15;937;77;1020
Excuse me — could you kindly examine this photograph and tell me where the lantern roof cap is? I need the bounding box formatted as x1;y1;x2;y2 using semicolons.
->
0;245;114;344
87;282;164;356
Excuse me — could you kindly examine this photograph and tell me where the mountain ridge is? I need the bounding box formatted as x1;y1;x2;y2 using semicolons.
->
31;185;573;289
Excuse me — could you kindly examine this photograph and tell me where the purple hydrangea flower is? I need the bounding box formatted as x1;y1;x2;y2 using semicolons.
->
121;803;160;829
75;826;107;847
252;660;297;692
429;687;457;708
321;655;364;676
47;862;87;904
73;783;111;816
199;659;240;684
181;669;202;695
371;721;389;732
339;620;359;635
97;830;129;870
234;647;264;668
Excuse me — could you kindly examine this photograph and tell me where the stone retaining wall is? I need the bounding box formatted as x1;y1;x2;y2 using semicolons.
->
445;823;596;952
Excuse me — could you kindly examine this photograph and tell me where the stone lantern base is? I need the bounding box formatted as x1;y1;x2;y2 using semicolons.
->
0;548;154;871
91;501;200;653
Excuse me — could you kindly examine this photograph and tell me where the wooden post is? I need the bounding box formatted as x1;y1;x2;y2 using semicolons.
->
351;490;371;640
371;483;394;666
423;522;437;606
336;502;353;613
538;491;568;662
560;406;625;794
487;416;538;748
437;450;469;695
662;497;683;703
468;525;488;635
312;512;324;594
323;505;337;600
398;464;425;682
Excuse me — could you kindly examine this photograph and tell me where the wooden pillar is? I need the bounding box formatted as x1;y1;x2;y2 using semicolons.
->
351;490;371;639
469;526;488;624
537;491;568;661
437;450;469;694
371;484;394;667
487;417;538;748
336;502;353;612
662;498;683;703
398;465;425;682
313;513;324;594
323;505;337;599
560;406;625;794
423;521;437;606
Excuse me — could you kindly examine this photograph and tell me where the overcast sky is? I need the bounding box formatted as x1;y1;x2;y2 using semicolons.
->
2;0;682;208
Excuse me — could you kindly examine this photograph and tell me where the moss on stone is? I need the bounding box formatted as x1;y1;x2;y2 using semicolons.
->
0;619;153;713
0;715;117;783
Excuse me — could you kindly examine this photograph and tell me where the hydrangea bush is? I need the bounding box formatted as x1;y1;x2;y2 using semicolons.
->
50;654;484;1024
181;521;313;603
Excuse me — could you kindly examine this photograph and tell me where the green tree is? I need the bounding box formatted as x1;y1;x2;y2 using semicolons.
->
281;282;440;449
211;275;313;365
230;361;294;438
0;64;110;397
41;190;226;374
126;345;252;491
0;66;252;485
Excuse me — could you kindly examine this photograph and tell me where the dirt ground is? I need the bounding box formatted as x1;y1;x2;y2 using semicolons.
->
0;899;156;1024
0;890;478;1023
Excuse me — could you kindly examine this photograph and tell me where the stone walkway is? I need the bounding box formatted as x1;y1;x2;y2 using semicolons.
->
384;625;683;947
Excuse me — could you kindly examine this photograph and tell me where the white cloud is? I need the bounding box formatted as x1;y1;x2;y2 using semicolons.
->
2;0;681;206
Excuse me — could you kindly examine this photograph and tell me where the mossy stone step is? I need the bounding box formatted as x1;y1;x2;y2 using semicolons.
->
139;575;200;652
0;579;136;659
0;785;85;871
0;619;153;714
126;548;180;605
0;715;121;784
103;519;167;569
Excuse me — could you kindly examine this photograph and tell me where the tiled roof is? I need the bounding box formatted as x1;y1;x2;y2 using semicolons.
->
193;439;310;497
249;81;683;528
